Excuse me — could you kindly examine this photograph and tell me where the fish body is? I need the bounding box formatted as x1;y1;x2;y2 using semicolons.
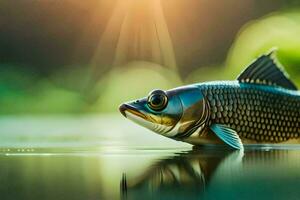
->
119;50;300;149
184;81;300;145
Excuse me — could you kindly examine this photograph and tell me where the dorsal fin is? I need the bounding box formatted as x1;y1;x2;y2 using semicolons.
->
237;50;297;90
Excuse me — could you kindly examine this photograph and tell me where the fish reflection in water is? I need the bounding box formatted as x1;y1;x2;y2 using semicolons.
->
120;147;300;200
120;148;243;200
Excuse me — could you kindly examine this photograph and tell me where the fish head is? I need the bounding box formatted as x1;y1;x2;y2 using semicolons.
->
119;85;209;138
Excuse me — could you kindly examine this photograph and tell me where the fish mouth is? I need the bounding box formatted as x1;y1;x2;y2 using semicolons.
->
119;103;147;120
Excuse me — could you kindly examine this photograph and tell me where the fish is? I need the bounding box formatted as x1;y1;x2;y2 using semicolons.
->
119;50;300;150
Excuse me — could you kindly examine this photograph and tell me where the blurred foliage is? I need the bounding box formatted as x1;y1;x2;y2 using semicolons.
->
0;64;85;114
185;65;233;84
227;10;300;87
187;10;300;85
2;8;300;114
89;61;182;112
0;62;181;114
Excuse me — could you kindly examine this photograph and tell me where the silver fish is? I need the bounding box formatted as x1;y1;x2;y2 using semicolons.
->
119;50;300;149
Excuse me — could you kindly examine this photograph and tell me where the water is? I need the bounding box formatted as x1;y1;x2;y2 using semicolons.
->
0;115;300;200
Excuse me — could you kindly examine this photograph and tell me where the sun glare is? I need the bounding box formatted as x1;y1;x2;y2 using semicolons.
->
90;0;177;75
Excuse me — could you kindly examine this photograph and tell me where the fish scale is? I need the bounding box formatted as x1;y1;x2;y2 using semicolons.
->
201;83;300;143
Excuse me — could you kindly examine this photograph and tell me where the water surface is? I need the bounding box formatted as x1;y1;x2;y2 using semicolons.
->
0;115;300;200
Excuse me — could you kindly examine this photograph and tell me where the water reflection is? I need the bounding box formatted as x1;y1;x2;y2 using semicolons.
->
121;147;300;200
121;148;243;200
1;147;300;200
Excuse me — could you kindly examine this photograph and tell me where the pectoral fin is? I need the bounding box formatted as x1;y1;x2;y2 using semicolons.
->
210;124;244;150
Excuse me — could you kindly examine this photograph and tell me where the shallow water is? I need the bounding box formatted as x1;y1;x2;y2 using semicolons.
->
1;115;300;200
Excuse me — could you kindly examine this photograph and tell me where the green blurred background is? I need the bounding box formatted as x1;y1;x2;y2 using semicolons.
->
2;2;300;199
1;0;300;114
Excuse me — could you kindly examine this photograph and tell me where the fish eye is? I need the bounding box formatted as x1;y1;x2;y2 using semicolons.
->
147;90;168;111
